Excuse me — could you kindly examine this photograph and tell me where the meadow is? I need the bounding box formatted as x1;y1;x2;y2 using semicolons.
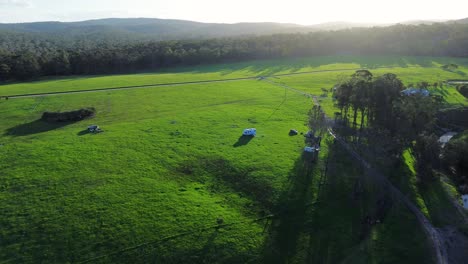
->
2;55;468;97
0;55;467;263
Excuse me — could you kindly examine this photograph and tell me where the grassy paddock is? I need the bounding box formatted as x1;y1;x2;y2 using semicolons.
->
0;80;313;262
0;55;465;263
2;55;468;97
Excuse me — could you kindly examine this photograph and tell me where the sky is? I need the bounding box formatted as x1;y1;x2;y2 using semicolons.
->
0;0;467;25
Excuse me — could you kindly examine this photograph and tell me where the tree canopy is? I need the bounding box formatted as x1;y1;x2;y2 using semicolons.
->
2;23;468;81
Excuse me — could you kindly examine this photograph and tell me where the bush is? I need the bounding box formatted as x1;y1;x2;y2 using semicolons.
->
437;107;468;129
413;134;440;183
41;107;96;122
442;63;459;71
442;132;468;194
456;84;468;98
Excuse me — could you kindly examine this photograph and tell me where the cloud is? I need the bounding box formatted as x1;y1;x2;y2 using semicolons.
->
0;0;32;8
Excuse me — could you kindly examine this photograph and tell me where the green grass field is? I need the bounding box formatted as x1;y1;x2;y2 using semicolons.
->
1;55;467;263
2;55;468;98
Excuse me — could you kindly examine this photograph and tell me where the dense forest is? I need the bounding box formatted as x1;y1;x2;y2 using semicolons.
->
1;22;468;81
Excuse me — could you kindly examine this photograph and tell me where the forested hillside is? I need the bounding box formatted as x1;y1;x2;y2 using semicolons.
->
1;22;468;81
0;18;313;41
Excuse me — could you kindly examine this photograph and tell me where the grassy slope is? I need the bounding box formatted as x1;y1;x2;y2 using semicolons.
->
262;139;433;264
0;81;313;262
396;149;468;229
275;66;468;115
2;55;468;97
2;55;465;263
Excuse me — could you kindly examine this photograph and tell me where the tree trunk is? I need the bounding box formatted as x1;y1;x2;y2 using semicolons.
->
359;108;366;143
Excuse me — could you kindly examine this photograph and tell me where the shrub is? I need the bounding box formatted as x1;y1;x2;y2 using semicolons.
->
442;132;468;194
41;107;96;122
456;84;468;98
442;63;459;71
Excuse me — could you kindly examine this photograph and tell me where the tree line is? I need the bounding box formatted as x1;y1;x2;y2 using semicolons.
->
333;70;442;182
2;23;468;81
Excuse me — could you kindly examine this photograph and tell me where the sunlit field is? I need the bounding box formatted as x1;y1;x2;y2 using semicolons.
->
1;55;467;263
2;55;468;97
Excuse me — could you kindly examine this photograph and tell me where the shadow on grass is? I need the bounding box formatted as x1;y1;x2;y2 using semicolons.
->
388;153;450;224
261;138;392;263
261;149;319;263
197;229;219;258
456;70;467;77
77;129;90;136
418;178;467;227
177;157;275;209
102;227;257;263
4;119;76;136
233;135;253;147
183;55;442;77
432;87;449;97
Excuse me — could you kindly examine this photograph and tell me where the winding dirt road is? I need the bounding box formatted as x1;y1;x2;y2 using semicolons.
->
264;77;449;264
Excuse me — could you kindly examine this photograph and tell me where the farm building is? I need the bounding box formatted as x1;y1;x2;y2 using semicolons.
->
401;88;430;97
439;132;457;147
463;195;468;209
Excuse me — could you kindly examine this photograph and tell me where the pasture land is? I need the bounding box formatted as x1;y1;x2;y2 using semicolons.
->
2;55;468;98
1;55;466;263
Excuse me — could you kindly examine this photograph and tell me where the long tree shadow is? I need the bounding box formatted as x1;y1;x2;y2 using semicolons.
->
4;119;77;136
77;129;91;136
261;150;319;263
233;135;253;147
418;179;466;227
304;142;371;264
262;138;378;263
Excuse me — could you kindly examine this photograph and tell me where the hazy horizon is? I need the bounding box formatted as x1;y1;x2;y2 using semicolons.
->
0;0;467;25
0;16;453;26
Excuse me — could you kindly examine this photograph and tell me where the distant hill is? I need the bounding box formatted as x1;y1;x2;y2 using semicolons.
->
3;17;463;42
398;20;444;25
448;17;468;24
0;17;467;45
308;21;389;31
0;18;312;41
2;16;468;81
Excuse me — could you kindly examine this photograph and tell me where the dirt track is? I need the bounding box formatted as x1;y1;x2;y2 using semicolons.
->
264;77;451;264
328;129;448;264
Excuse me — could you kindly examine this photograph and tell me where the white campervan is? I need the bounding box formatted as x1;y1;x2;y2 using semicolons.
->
242;128;257;136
